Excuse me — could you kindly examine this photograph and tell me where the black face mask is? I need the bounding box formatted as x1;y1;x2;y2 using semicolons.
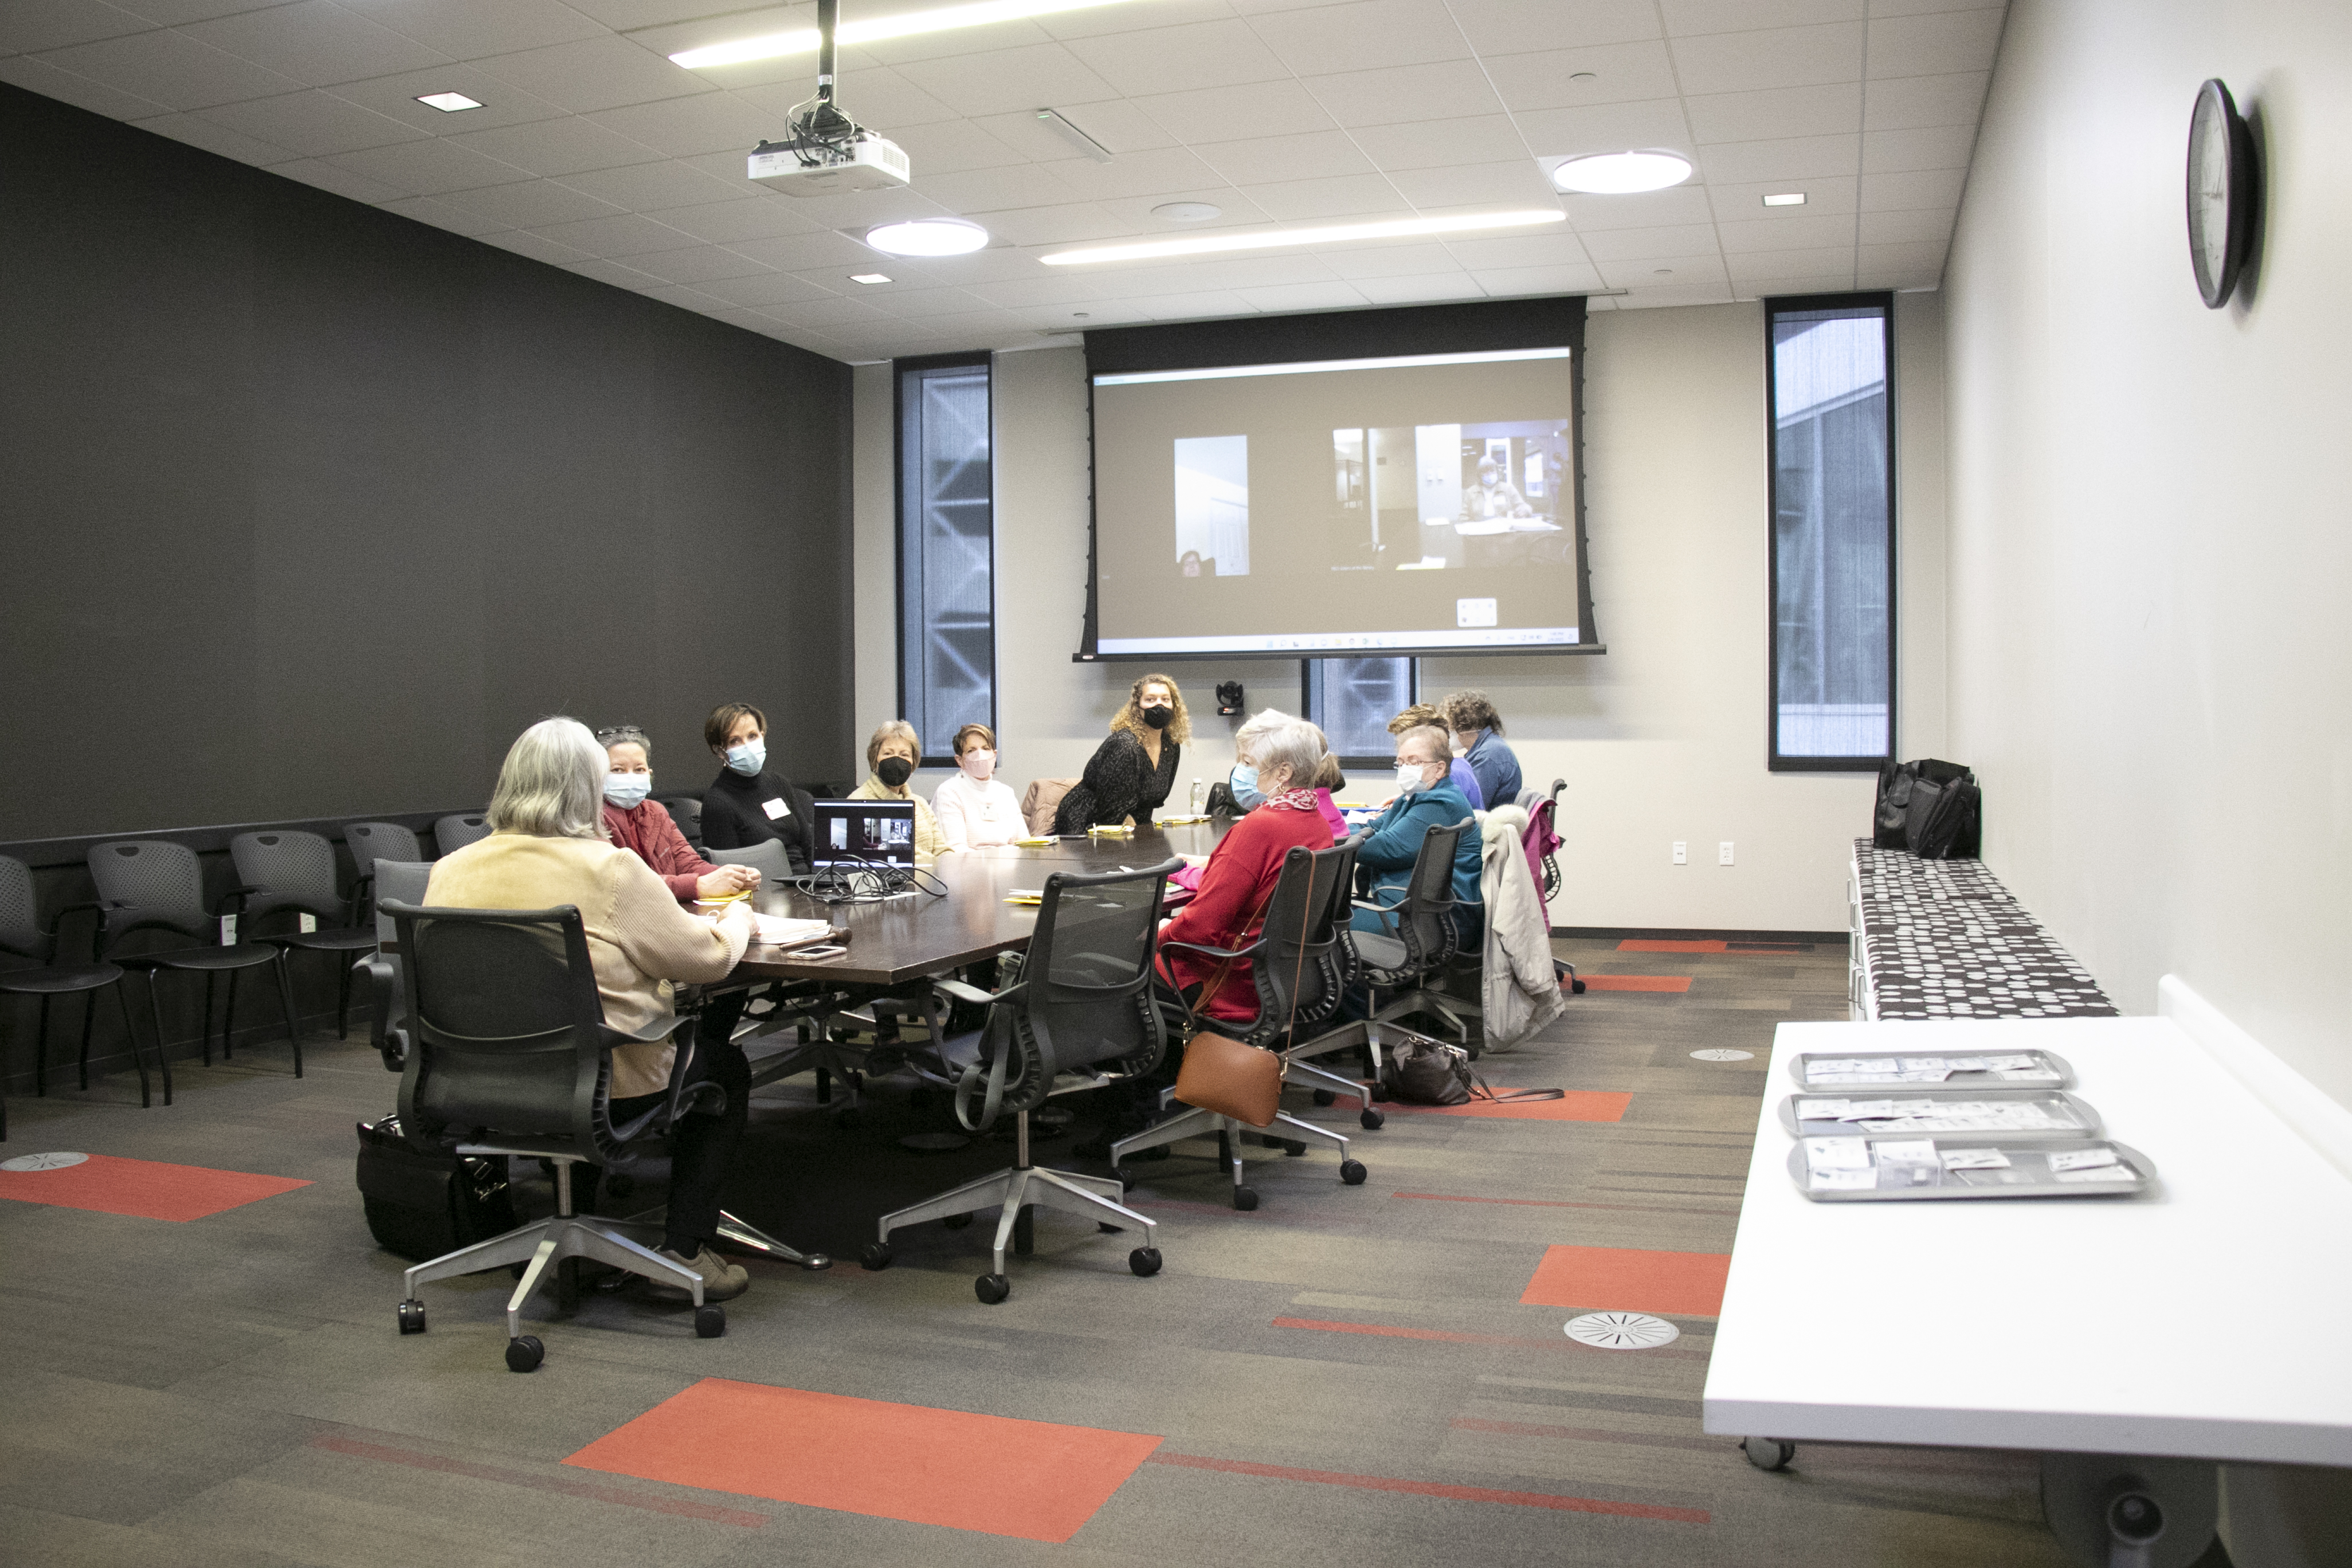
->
876;756;914;787
1140;704;1173;730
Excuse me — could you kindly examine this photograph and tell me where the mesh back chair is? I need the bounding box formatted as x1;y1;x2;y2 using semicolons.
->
860;863;1175;1304
230;830;378;1042
1349;817;1476;1064
88;840;300;1093
433;813;492;854
657;796;705;854
1111;841;1371;1210
369;897;735;1372
346;822;425;923
0;856;153;1129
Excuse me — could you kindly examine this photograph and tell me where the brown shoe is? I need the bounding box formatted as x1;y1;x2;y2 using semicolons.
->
650;1244;749;1302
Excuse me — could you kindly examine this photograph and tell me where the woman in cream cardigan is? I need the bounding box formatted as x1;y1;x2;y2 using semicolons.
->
425;717;756;1303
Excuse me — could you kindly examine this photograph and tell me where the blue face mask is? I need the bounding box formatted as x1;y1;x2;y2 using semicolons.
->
724;739;765;777
1230;763;1265;812
604;773;652;809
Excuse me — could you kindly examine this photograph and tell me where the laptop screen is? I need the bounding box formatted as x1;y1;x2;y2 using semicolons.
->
810;799;918;870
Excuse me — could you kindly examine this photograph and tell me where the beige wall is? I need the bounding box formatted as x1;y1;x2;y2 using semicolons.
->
1942;0;2352;1102
853;295;1947;934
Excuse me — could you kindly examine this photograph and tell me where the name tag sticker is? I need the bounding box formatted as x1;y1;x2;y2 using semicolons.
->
762;798;789;821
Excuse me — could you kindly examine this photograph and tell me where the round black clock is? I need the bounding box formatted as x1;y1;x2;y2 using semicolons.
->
2186;79;2257;308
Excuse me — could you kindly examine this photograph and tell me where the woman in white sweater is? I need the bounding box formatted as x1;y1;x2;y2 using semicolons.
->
930;723;1024;850
424;717;755;1302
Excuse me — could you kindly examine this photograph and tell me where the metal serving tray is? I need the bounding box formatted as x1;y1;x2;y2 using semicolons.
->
1786;1137;2156;1202
1790;1048;2075;1091
1778;1088;2101;1143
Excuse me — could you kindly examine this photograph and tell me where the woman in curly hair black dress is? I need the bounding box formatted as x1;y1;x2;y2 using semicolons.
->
1052;673;1189;834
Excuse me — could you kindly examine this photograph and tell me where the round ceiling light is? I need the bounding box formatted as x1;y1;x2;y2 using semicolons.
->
1550;151;1693;194
864;219;989;257
1150;201;1222;223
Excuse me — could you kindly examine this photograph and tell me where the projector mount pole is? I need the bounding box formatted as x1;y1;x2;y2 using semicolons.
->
802;0;853;146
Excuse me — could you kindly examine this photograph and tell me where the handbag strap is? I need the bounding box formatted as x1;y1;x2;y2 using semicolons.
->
1469;1074;1565;1104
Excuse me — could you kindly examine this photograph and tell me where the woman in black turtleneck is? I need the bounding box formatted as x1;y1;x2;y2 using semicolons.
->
1052;674;1189;833
699;701;817;875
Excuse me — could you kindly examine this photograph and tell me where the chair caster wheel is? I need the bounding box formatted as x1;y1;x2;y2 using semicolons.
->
833;1108;861;1130
1369;1083;1391;1103
1340;1159;1367;1186
942;1212;972;1230
1232;1186;1259;1212
695;1304;726;1339
1099;1221;1123;1233
1360;1109;1385;1130
397;1299;426;1335
1281;1140;1307;1157
505;1335;544;1373
1311;1089;1336;1106
604;1174;634;1198
1113;1166;1136;1191
1571;979;1587;994
861;1241;892;1271
1742;1437;1796;1472
975;1273;1011;1304
1129;1247;1162;1277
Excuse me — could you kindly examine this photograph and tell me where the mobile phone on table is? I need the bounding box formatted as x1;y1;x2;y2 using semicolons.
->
793;944;846;959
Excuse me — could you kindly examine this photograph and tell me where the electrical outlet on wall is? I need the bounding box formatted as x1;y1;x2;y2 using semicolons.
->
1719;841;1735;865
1672;841;1687;865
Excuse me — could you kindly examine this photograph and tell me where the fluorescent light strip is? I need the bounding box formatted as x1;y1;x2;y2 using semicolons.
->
671;0;1140;69
1093;347;1573;387
1044;208;1564;266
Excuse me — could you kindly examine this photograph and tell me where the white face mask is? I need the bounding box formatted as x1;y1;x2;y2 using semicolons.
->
959;749;995;781
1395;763;1426;794
604;772;652;809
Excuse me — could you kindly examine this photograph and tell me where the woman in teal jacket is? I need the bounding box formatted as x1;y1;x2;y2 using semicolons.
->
1353;722;1483;949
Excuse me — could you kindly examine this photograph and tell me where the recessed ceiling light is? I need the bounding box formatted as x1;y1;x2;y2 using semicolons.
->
415;92;481;113
1569;72;1597;81
865;219;990;257
1150;201;1221;223
1041;208;1566;266
671;0;1143;69
1762;192;1806;207
1037;108;1113;164
1550;151;1693;194
849;273;892;284
1652;268;1673;275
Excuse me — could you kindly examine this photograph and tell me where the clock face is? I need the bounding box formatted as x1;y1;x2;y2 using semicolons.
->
2186;79;2248;308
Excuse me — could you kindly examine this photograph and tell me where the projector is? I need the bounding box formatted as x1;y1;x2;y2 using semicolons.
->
747;131;910;195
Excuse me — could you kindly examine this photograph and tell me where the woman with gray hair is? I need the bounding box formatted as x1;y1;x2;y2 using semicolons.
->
423;718;758;1304
848;718;947;864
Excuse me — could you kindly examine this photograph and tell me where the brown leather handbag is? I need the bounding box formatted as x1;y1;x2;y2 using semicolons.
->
1173;1029;1283;1127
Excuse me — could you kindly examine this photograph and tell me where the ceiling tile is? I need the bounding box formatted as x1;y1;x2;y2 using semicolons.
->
1593;252;1730;287
1439;232;1597;269
1718;212;1860;251
0;1;155;55
883;246;1049;284
1036;0;1242;42
1856;206;1950;245
1576;222;1720;260
727;230;897;272
1318;241;1460;277
966;275;1116;309
624;244;775;283
891;305;1044;340
1041;151;1233;204
323;63;572;134
1859;166;1965;209
1861;122;1975;171
630;281;731;310
272;156;409;203
1231;173;1403;221
0;53;170;118
880;118;1035;178
1060;19;1291;95
1663;0;1866;33
1866;7;2005;77
528;210;703;256
1685;82;1862;143
563;0;762;27
132;109;299;164
1143;253;1339;290
1348;116;1528;173
375;191;510;234
891;43;1120;120
559;256;663;287
1609;280;1735;307
582;90;778;158
1865;0;2002;15
970;201;1132;246
1124;289;1256;320
1352;270;1485;303
914;164;1086;217
1724;244;1856;278
1248;0;1472;75
1135;79;1336;140
754;183;956;230
969;99;1177;159
1671;23;1863;96
329;135;536;195
1297;60;1504;128
1236;280;1373;312
1097;189;1274;232
193;89;425;156
860;285;994;317
1468;261;1605;295
182;1;447;87
1862;69;1988;130
649;194;824;244
334;0;608;58
448;116;664;177
1482;41;1678;113
36;28;303;110
477;228;591;266
479;37;718;115
110;0;324;22
1561;186;1716;229
1693;132;1859;183
435;175;623;226
1195;131;1374;185
554;159;748;211
735;67;967;131
1445;0;1662;53
693;269;847;308
1706;173;1859;218
759;295;898;329
1512;97;1693;157
1383;159;1557;209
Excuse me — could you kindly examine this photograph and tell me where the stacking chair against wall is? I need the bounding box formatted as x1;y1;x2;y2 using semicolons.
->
369;897;735;1373
1347;818;1476;1061
0;855;152;1128
433;813;492;854
230;830;379;1042
1112;841;1371;1210
657;796;705;856
860;863;1174;1304
345;822;424;924
88;840;299;1091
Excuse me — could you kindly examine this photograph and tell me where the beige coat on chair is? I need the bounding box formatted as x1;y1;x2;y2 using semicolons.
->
1477;803;1566;1050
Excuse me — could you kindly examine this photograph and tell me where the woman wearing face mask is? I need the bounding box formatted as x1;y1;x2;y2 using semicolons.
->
1352;722;1483;946
930;723;1021;851
1052;675;1189;834
849;719;947;864
598;726;757;903
698;701;818;874
1387;703;1483;811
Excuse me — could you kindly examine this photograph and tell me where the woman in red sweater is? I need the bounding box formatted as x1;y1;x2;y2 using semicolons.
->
598;726;757;904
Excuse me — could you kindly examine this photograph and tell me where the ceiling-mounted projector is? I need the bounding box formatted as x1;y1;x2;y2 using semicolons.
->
746;0;910;196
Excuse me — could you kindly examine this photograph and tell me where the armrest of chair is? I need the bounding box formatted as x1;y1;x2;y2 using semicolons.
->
356;955;404;1071
1157;935;1264;964
934;977;1025;1008
48;901;107;962
212;885;260;918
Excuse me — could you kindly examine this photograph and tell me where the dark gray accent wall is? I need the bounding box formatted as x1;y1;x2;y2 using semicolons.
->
0;83;854;842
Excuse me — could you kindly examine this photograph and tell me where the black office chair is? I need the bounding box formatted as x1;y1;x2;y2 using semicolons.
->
1347;817;1476;1062
0;855;152;1129
370;897;734;1372
433;813;492;854
657;796;705;855
709;840;790;885
230;830;378;1042
1112;841;1370;1209
346;821;425;924
860;862;1175;1303
88;840;300;1089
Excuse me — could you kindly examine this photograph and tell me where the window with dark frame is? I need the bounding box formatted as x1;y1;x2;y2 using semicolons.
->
1303;656;1417;767
896;354;994;766
1767;295;1894;771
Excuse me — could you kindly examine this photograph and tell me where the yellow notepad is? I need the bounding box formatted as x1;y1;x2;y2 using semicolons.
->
1012;836;1055;848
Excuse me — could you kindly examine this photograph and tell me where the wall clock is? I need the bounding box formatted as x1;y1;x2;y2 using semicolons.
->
2186;79;2258;308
